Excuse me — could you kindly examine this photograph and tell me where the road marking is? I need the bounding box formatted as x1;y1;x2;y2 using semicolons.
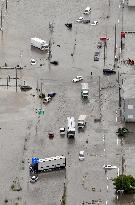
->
117;138;119;145
106;200;108;205
104;148;106;152
118;19;119;23
119;5;121;8
107;185;108;191
107;176;109;181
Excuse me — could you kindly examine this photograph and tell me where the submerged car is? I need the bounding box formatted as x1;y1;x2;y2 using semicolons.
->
72;76;83;83
79;151;85;160
103;165;117;169
97;41;102;49
43;96;51;103
91;21;98;26
94;51;100;61
30;176;38;183
30;59;36;65
103;69;116;75
82;19;90;24
60;127;65;135
76;17;84;23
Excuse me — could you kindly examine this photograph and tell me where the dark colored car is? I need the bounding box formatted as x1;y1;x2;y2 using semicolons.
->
48;92;56;98
82;19;90;24
94;51;100;61
103;69;116;75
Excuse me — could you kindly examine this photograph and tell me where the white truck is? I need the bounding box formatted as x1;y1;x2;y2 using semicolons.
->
31;37;49;51
81;83;89;98
67;117;75;138
78;115;87;129
30;156;66;173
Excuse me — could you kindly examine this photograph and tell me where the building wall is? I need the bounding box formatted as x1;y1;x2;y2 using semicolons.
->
122;98;135;122
128;0;135;6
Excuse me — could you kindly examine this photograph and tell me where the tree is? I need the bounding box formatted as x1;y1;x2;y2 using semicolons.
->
113;175;135;194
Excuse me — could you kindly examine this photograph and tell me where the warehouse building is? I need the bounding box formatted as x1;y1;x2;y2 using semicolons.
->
121;75;135;122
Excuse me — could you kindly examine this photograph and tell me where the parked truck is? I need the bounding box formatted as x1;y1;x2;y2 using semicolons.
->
29;156;66;173
81;83;89;98
78;115;87;129
31;37;49;51
67;117;75;138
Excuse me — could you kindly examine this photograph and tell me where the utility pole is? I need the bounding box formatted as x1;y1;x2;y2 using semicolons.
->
99;76;100;99
103;42;106;67
114;24;117;68
15;67;18;92
118;71;121;108
121;3;124;51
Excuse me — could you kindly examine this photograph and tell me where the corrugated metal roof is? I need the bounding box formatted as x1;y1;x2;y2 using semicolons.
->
122;75;135;99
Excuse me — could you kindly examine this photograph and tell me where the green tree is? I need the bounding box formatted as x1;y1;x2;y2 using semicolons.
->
113;175;135;194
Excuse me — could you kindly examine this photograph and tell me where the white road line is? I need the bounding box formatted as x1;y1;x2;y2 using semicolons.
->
107;176;109;181
118;19;119;23
117;138;119;145
119;5;121;8
106;200;108;205
104;148;106;152
107;185;108;191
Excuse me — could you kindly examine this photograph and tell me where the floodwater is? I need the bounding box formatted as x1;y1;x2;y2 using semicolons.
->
0;0;135;205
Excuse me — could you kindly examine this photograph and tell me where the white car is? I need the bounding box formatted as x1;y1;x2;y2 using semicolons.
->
103;164;117;169
72;76;83;83
30;176;38;183
79;151;85;160
30;58;36;65
60;127;65;135
91;21;98;26
76;17;84;23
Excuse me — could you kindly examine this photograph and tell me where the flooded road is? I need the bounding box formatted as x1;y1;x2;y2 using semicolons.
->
0;0;135;205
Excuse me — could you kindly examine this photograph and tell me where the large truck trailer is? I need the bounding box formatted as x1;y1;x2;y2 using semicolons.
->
30;156;66;173
67;117;75;138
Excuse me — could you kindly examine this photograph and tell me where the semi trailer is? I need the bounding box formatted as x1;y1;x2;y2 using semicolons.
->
30;156;66;173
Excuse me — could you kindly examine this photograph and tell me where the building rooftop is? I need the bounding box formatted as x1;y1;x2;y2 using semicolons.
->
121;75;135;99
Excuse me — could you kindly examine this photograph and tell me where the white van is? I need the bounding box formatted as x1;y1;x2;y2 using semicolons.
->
83;7;91;15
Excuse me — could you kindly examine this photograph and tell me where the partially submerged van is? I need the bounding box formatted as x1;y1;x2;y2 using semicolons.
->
83;7;91;15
